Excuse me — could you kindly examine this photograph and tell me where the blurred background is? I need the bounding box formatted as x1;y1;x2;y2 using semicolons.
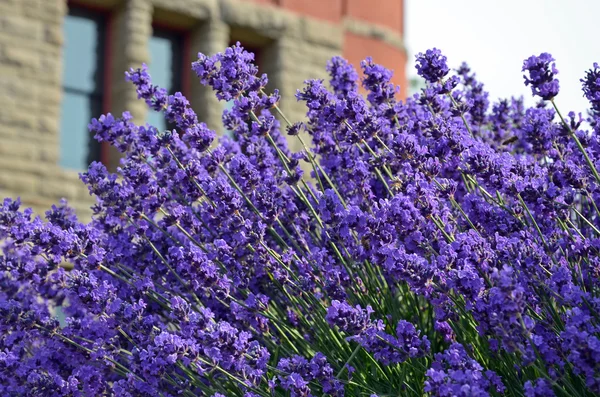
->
0;0;597;217
407;0;600;113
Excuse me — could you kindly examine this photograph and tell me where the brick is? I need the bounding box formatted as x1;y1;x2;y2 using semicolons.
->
279;0;343;23
345;0;403;33
343;32;408;99
301;17;343;49
343;17;405;51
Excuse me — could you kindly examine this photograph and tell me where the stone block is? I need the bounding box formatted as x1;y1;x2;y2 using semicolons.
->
151;0;214;20
0;139;39;160
0;45;40;70
0;15;42;41
37;145;59;164
0;107;36;131
22;0;64;23
38;178;80;201
0;75;36;105
220;0;301;39
44;24;63;45
37;114;60;136
0;171;38;194
0;156;60;177
301;17;343;49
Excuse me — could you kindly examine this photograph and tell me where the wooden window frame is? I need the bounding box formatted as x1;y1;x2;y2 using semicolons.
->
151;20;192;99
65;0;115;167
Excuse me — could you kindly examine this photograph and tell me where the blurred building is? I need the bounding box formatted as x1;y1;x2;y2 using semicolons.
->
0;0;406;217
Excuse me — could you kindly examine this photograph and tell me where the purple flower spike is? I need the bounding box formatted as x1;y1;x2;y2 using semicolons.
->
425;343;505;396
581;62;600;115
416;48;450;83
327;56;359;95
524;378;555;397
361;57;397;105
192;42;264;101
522;53;560;100
326;300;373;334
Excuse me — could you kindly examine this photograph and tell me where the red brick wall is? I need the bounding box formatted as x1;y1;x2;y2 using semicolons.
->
345;0;403;32
343;32;407;99
278;0;343;23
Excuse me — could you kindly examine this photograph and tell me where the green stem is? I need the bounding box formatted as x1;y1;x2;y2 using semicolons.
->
551;99;600;186
336;343;363;378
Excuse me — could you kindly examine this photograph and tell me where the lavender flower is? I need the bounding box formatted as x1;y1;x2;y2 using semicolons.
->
425;343;505;396
519;107;558;154
522;53;560;100
353;320;431;365
276;353;343;397
326;300;373;334
524;378;555;397
415;48;450;83
3;43;600;396
360;57;397;105
192;42;265;101
581;62;600;115
327;56;359;95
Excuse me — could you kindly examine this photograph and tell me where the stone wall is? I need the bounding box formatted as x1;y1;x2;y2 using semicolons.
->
0;0;406;219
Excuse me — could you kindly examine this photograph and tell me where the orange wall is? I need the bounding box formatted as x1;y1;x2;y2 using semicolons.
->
343;32;407;99
279;0;344;22
345;0;403;32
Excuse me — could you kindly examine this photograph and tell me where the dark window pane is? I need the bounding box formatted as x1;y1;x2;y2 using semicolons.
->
147;28;183;132
59;8;104;170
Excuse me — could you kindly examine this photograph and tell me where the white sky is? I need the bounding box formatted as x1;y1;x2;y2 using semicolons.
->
405;0;600;113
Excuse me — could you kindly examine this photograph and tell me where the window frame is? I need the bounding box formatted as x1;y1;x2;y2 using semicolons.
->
64;0;114;168
151;20;192;99
145;20;192;133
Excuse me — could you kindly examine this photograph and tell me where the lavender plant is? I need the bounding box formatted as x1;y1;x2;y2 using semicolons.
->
2;42;600;396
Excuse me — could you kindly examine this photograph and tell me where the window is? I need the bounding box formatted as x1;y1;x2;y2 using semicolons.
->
147;27;184;132
59;7;106;170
